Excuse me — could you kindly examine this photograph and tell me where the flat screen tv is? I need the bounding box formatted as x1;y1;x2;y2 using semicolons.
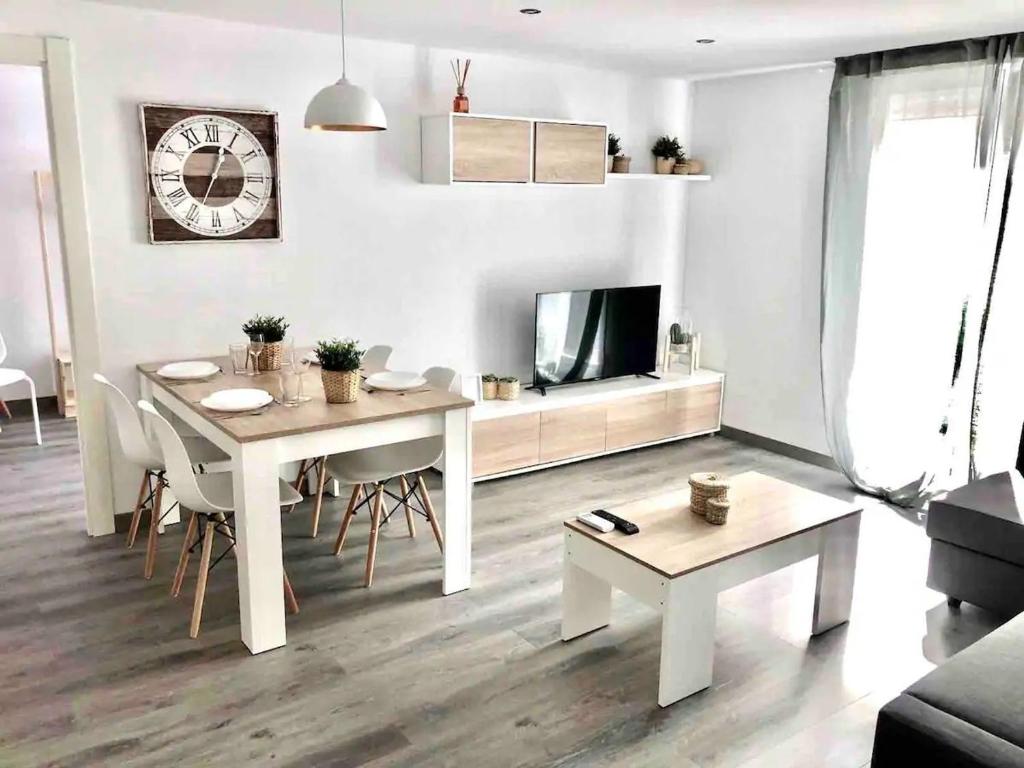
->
533;285;661;391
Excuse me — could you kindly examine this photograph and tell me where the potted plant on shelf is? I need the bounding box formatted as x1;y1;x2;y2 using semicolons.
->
242;314;290;372
315;338;364;404
497;376;520;401
607;132;622;173
481;373;498;400
673;148;690;175
651;135;682;174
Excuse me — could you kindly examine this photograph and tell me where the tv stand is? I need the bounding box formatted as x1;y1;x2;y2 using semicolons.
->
472;369;725;480
636;372;660;380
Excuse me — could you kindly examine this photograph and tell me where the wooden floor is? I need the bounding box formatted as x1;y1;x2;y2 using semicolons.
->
0;415;1007;768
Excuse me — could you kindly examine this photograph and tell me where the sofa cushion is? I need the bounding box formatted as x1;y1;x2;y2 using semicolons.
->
904;612;1024;750
927;471;1024;568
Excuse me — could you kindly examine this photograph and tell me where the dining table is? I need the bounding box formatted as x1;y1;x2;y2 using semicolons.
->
138;356;474;655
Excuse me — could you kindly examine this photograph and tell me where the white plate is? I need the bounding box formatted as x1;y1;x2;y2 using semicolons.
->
200;388;274;413
365;371;427;391
156;360;220;380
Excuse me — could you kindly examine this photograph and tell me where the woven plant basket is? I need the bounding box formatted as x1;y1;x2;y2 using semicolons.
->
705;498;730;525
689;472;730;517
497;380;520;401
257;341;284;372
322;369;359;404
482;381;498;400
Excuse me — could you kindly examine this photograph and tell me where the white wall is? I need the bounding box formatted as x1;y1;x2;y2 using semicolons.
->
684;66;834;455
0;63;65;397
0;0;692;512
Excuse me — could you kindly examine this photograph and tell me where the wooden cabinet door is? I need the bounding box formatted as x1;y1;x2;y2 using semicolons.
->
452;117;532;183
665;383;722;437
534;122;607;184
605;393;668;450
473;413;540;477
540;403;607;463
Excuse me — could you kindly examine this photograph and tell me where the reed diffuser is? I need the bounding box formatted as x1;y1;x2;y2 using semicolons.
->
451;58;471;113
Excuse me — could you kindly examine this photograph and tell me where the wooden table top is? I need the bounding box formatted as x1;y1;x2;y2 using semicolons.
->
564;471;861;579
139;357;474;444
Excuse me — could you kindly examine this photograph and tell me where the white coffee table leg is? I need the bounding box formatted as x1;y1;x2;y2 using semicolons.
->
561;536;612;641
659;571;717;707
812;512;861;635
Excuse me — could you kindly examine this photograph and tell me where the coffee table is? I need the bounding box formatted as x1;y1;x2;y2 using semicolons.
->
561;471;862;707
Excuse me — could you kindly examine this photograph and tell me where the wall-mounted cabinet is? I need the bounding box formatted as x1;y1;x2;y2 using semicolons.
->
421;113;607;186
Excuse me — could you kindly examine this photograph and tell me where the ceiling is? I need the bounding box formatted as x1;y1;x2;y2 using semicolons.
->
91;0;1024;77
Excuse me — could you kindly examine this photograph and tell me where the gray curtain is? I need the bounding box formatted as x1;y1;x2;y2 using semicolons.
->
821;35;1024;506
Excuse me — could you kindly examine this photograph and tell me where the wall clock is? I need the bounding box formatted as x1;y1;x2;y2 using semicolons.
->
140;104;282;243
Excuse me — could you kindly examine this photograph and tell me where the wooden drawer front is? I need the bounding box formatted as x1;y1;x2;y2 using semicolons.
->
534;122;607;184
605;393;668;450
473;413;540;477
539;403;607;463
666;383;722;437
452;117;532;183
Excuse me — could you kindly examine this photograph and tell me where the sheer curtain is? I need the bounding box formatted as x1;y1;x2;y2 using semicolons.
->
821;36;1024;506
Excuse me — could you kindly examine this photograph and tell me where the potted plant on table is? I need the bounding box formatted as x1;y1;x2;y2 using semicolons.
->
315;338;364;404
242;314;290;372
607;132;622;173
651;135;682;174
481;373;499;400
497;376;520;401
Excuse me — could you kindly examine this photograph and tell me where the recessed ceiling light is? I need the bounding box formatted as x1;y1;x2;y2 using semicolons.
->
696;38;716;45
520;8;542;15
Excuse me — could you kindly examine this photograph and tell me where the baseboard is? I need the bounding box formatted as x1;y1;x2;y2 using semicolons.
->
2;395;59;417
719;425;837;471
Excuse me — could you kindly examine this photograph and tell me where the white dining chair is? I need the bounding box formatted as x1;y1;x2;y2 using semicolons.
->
138;400;301;638
315;366;456;587
94;373;229;579
0;332;42;445
292;343;394;538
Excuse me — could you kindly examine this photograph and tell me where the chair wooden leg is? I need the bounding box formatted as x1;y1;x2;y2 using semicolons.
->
286;459;308;514
190;519;216;639
364;483;385;587
416;473;444;553
126;470;150;549
400;475;416;538
144;478;164;580
333;484;363;556
172;510;198;597
283;569;300;614
311;457;328;538
0;399;10;419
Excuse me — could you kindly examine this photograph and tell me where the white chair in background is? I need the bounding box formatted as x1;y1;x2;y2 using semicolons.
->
315;366;456;587
94;373;228;579
0;332;42;445
138;400;301;639
292;343;394;538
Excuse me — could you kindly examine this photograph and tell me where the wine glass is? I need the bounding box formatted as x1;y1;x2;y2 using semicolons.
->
247;333;264;376
294;356;313;402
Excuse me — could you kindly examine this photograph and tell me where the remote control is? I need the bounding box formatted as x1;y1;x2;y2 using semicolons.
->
576;512;615;533
592;509;640;535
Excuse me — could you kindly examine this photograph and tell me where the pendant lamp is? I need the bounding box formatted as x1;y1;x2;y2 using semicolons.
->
305;0;387;132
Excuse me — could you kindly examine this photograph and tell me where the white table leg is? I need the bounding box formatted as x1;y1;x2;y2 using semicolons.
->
659;570;717;707
232;440;286;654
561;536;612;640
812;512;861;635
441;407;472;595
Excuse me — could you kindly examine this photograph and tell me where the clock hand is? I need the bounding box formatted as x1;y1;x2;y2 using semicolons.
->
201;146;226;206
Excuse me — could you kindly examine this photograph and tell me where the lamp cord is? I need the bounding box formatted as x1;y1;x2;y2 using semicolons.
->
340;0;347;79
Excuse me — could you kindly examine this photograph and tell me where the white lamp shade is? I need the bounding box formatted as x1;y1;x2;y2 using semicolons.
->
304;77;387;132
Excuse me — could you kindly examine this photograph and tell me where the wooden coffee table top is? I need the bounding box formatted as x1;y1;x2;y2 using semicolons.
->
564;471;861;578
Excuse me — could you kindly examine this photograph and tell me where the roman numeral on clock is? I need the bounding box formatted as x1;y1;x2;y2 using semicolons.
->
204;123;219;143
210;209;222;229
158;171;181;183
233;206;246;224
246;173;265;184
165;147;185;161
166;187;187;206
185;203;201;223
241;190;261;205
239;149;258;164
180;128;200;148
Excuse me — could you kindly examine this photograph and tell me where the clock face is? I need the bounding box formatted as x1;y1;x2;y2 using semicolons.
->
141;105;281;243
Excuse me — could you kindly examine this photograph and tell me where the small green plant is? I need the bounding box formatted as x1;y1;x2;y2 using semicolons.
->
315;338;364;372
669;323;691;345
607;132;622;157
499;376;519;383
675;147;688;164
482;373;499;382
651;135;682;159
242;314;289;343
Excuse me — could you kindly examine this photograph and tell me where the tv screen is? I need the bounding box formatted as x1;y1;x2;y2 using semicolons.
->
533;285;661;388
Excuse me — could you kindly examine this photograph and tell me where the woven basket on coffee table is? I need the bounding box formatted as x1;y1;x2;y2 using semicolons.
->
705;498;730;525
688;472;730;517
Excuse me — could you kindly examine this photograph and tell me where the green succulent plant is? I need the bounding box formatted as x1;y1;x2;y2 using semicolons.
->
607;132;622;157
482;373;499;382
314;338;364;372
669;323;691;345
242;314;290;343
499;376;519;383
651;135;682;160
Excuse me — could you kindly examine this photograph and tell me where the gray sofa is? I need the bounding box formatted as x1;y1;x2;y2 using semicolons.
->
872;612;1024;767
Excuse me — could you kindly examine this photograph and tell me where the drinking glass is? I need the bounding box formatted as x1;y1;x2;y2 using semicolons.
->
229;343;249;376
281;336;296;368
247;333;264;375
294;356;313;402
278;366;301;407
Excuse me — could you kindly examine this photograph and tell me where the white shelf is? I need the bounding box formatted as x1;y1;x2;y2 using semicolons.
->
607;173;711;181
